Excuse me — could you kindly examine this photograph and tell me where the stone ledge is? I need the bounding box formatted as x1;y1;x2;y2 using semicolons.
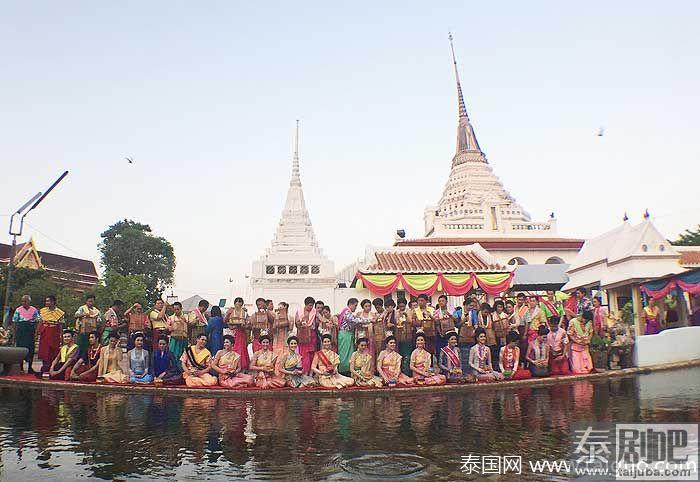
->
1;359;698;399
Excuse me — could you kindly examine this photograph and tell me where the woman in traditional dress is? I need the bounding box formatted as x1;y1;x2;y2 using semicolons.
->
71;331;101;382
97;331;127;383
337;298;361;374
167;302;189;370
592;297;608;336
74;294;102;355
47;329;80;380
13;294;40;374
276;335;316;388
311;333;355;389
212;334;253;388
224;297;249;370
377;334;414;387
206;306;224;355
470;328;505;382
348;334;383;388
526;325;550;377
499;330;531;380
354;299;376;360
181;334;218;387
272;302;291;354
319;306;339;352
395;299;414;376
546;316;571;375
643;298;662;335
567;310;593;374
152;336;183;385
250;331;286;389
438;330;474;383
433;295;456;358
38;295;65;375
128;333;154;384
492;300;509;349
478;303;499;366
410;330;447;386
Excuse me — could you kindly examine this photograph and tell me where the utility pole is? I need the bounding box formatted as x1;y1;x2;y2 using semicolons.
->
2;171;69;327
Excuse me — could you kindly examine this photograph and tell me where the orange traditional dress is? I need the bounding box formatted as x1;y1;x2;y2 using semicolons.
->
567;317;593;374
97;345;127;384
181;345;217;387
224;306;250;370
272;309;292;354
410;348;446;385
213;349;253;387
312;349;354;389
250;349;285;389
349;350;383;387
377;349;414;386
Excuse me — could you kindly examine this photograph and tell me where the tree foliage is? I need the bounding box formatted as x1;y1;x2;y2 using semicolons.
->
673;225;700;246
94;270;147;310
98;219;176;302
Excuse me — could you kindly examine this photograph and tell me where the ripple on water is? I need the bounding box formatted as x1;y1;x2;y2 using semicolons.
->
339;453;427;478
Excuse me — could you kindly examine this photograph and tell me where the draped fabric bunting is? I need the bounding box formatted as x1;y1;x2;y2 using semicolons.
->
640;270;700;299
356;272;514;297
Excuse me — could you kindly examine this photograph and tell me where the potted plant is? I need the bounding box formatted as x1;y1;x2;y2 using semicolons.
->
589;333;609;370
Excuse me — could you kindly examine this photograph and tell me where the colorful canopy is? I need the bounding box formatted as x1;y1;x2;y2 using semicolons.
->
355;272;514;297
640;269;700;300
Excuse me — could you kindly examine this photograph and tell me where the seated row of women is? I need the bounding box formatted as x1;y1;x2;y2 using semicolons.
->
43;325;562;389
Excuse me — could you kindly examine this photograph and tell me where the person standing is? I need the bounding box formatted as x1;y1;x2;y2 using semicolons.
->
395;299;413;376
74;294;102;354
187;299;210;343
37;295;65;375
568;310;594;374
249;297;274;353
124;302;149;350
433;295;456;357
546;316;570;375
167;302;189;369
13;294;40;374
373;299;396;361
148;299;169;352
224;297;249;369
412;294;436;354
206;306;224;354
295;297;318;374
337;298;361;374
101;299;124;346
643;298;662;335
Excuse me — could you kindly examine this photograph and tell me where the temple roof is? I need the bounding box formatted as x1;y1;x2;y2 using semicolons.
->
396;237;584;249
361;244;508;274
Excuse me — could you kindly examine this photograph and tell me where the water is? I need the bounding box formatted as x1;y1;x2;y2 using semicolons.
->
0;368;698;481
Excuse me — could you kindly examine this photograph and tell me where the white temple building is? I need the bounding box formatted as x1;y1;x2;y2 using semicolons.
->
384;35;583;270
250;121;336;311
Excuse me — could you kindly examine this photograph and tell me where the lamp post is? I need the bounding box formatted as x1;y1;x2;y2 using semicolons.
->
2;171;69;327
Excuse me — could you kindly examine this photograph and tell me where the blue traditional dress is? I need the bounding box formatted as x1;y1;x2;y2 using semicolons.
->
206;315;224;355
152;348;182;385
128;347;154;384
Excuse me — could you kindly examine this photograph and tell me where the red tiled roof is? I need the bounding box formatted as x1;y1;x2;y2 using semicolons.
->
0;243;98;283
679;250;700;266
364;249;508;273
395;237;585;250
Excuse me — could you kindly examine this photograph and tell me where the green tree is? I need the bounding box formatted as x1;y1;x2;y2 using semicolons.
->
98;219;176;302
673;225;700;246
94;270;147;310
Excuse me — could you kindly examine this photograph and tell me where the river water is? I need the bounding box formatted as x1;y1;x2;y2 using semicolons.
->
0;368;698;481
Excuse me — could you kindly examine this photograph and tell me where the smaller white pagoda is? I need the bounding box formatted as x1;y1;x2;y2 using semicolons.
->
250;121;336;311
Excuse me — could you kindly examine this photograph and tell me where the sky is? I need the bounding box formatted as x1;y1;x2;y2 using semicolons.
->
1;1;698;301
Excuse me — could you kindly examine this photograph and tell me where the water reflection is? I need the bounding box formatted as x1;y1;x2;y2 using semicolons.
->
1;368;699;481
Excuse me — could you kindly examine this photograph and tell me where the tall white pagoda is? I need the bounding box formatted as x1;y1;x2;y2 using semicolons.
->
398;34;584;267
250;121;336;310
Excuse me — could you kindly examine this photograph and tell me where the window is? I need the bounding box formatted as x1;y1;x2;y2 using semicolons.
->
277;265;286;274
508;257;528;266
311;265;320;274
289;265;298;274
300;265;309;274
265;265;274;274
545;256;565;264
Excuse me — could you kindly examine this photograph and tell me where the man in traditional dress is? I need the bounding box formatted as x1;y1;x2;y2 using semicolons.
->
337;298;361;374
294;296;317;373
187;299;209;343
249;297;275;354
101;299;124;346
433;294;456;356
13;294;40;374
38;295;65;375
167;301;189;369
148;299;168;352
74;294;102;355
47;329;80;380
124;301;149;350
413;294;436;354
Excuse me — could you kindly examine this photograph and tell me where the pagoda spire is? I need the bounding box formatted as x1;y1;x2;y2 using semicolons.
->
448;32;485;165
291;119;301;187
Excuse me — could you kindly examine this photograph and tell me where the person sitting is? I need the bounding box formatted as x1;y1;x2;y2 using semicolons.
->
438;330;475;383
70;331;101;382
499;331;531;380
410;330;447;386
348;334;383;388
311;333;355;389
376;333;414;387
470;328;505;382
181;334;218;387
97;331;127;383
47;329;80;380
249;331;286;389
128;333;154;384
546;316;570;376
152;335;183;385
212;334;253;388
526;325;550;377
276;335;316;388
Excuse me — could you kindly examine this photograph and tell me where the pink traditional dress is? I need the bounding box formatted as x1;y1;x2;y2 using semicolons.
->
522;307;547;343
224;307;249;370
546;327;570;375
272;309;291;354
213;349;253;388
643;305;661;335
593;306;608;336
567;317;593;374
250;309;274;353
410;348;446;385
295;307;318;374
499;345;531;380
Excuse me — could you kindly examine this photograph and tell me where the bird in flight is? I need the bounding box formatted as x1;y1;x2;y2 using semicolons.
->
125;156;134;164
596;127;605;137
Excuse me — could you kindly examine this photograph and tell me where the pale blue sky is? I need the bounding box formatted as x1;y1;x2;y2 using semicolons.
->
1;1;698;300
